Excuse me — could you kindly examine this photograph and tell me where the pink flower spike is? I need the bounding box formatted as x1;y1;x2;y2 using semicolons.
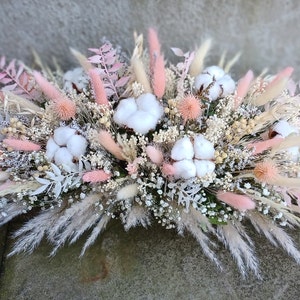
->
88;69;108;106
152;54;166;98
4;138;41;152
268;67;294;90
98;130;124;160
161;163;176;176
235;70;254;108
148;28;161;71
33;71;62;100
247;136;284;155
146;145;164;165
82;170;111;183
217;191;256;211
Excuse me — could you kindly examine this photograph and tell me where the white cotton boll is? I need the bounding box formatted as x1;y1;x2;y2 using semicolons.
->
117;183;138;200
194;135;215;160
207;83;222;101
113;97;138;125
287;147;299;162
46;137;60;161
54;147;77;170
136;93;163;119
53;127;76;146
203;66;225;80
273;120;298;137
66;134;87;158
217;75;236;96
126;111;158;134
173;159;196;179
194;159;215;177
194;73;213;90
171;137;194;160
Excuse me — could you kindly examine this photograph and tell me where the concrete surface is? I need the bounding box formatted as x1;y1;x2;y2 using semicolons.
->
0;221;300;300
1;0;300;78
0;0;300;299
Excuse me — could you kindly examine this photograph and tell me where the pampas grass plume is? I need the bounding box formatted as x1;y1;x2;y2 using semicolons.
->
88;69;109;106
152;54;166;98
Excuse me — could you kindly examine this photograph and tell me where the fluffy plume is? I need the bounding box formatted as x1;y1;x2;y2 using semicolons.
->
189;39;212;76
82;170;111;183
253;67;293;106
131;57;152;93
217;191;256;211
88;68;109;106
33;71;76;120
148;28;161;71
146;145;164;165
3;138;41;151
235;70;254;108
152;54;166;98
123;206;151;231
247;136;283;155
98;130;124;160
117;184;138;200
178;95;202;123
70;47;93;72
161;163;176;176
253;160;279;183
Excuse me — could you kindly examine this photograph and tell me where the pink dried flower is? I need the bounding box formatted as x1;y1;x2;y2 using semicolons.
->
178;95;201;123
268;67;294;90
148;28;161;71
247;136;284;155
98;130;124;160
235;70;254;108
53;97;76;120
217;191;255;211
161;162;176;176
88;69;109;106
82;170;111;183
253;160;279;183
146;145;163;165
3;138;41;152
126;158;143;175
152;54;166;98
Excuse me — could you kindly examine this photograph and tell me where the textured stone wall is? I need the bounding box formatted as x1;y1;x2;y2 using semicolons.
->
1;0;300;77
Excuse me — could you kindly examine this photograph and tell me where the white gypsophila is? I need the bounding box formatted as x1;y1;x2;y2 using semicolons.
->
63;67;89;93
194;65;235;101
113;93;163;134
171;135;215;179
46;126;87;171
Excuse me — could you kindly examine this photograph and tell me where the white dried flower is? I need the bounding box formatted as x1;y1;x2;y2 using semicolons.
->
193;134;215;160
173;159;196;179
171;136;194;160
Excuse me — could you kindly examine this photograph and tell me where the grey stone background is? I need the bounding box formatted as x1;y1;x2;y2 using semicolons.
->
1;0;300;299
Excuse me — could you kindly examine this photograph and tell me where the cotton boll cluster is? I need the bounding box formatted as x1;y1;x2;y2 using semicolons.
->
46;126;88;170
171;135;215;179
194;66;235;101
113;93;163;134
273;120;299;160
63;68;89;93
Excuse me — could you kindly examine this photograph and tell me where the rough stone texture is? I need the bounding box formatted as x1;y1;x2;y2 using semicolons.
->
1;0;300;78
0;1;300;299
0;221;299;300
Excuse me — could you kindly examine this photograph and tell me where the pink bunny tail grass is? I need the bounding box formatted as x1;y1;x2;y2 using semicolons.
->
98;130;124;160
253;67;294;106
217;191;256;211
235;70;254;108
152;54;166;98
247;136;284;155
146;145;164;165
3;138;41;152
33;71;63;100
161;163;176;176
268;67;294;90
82;170;111;183
148;28;161;71
88;69;109;106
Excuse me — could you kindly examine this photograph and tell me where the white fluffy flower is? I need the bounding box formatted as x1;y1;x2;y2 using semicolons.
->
113;93;163;134
273;120;298;137
46;126;87;170
63;67;89;93
170;135;216;179
194;65;235;101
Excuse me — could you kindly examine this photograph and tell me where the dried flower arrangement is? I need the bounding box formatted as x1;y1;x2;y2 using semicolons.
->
1;28;300;278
